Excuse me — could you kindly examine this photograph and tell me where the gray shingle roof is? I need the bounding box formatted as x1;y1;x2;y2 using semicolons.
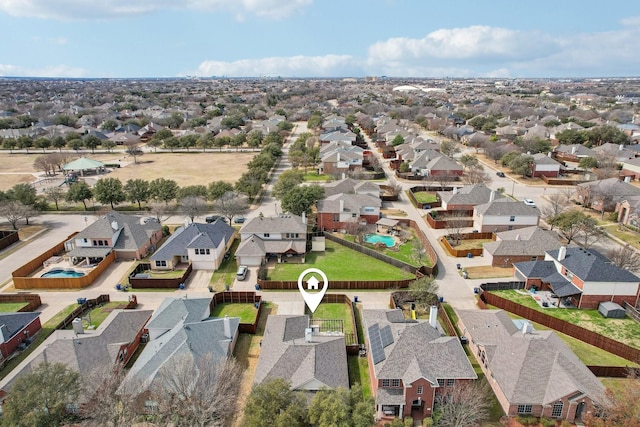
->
475;199;541;217
316;193;381;213
150;222;234;261
146;297;211;333
458;310;607;406
75;211;161;252
0;312;40;342
241;214;307;234
484;227;560;256
254;315;349;391
438;184;503;206
548;247;640;282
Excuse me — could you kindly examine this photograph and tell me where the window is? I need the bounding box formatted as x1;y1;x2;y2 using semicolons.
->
509;215;515;222
446;379;455;386
382;379;390;387
437;379;445;387
391;379;400;388
98;240;104;246
145;400;159;413
205;248;210;255
417;386;423;395
530;256;537;261
351;213;357;218
155;260;167;267
517;405;532;414
333;214;340;221
552;402;563;418
264;233;270;238
66;403;79;414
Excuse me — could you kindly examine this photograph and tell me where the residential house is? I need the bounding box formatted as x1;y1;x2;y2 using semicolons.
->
150;221;235;271
408;150;463;178
620;157;640;180
319;148;363;176
323;177;381;198
575;177;640;212
363;309;476;422
549;123;585;142
482;226;561;267
522;124;550;141
530;153;562;178
0;309;153;403
319;128;357;145
457;309;607;423
593;143;637;163
438;184;503;211
552;144;596;162
235;214;307;266
616;196;640;226
473;199;540;232
513;246;640;309
316;193;381;232
254;315;348;391
64;211;163;262
119;298;239;411
0;312;42;360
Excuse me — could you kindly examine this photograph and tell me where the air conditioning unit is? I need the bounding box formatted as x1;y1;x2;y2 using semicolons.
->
141;333;149;343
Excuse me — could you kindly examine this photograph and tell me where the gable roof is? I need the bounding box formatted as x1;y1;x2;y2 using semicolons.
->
438;184;502;206
363;309;476;386
75;210;161;252
0;312;41;342
547;246;640;283
316;193;382;214
241;214;307;235
254;315;349;390
484;227;560;256
146;297;211;335
323;178;380;197
475;199;541;217
150;222;234;261
457;310;607;406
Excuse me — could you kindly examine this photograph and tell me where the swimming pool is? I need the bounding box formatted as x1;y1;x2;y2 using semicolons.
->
41;269;85;278
364;233;396;247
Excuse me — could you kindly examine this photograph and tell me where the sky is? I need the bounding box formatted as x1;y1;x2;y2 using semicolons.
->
0;0;639;79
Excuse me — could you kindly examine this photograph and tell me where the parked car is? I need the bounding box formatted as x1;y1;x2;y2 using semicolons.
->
523;199;536;207
236;265;248;281
234;215;245;224
205;215;223;223
496;171;505;177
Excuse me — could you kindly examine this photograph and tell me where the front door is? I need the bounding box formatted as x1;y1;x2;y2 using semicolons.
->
575;402;586;421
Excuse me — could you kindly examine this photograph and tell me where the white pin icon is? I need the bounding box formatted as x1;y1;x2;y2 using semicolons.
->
297;268;328;313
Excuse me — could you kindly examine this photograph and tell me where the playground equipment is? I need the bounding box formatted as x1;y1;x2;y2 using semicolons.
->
59;173;79;187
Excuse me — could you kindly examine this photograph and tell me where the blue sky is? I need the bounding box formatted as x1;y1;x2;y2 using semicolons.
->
0;0;639;78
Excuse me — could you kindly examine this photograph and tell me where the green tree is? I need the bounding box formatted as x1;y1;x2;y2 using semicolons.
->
244;378;308;427
150;178;179;204
273;169;305;200
67;138;84;152
586;124;629;146
547;210;589;244
66;181;93;210
459;154;479;170
197;132;214;152
167;111;184;129
83;135;101;153
247;130;264;148
1;362;83;427
235;173;264;201
177;185;208;199
280;184;324;216
579;156;599;170
391;134;405;146
3;138;17;153
52;136;66;151
309;387;351;427
440;140;460;157
100;119;118;131
508;154;534;177
93;177;126;208
208;180;234;201
17;136;33;153
34;137;51;153
307;113;323;131
163;136;180;152
179;134;198;151
7;183;38;207
556;129;586;145
214;135;231;151
409;276;440;312
124;179;151;209
102;140;117;152
221;114;245;129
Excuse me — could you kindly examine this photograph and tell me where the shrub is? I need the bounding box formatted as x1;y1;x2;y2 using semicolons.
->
607;212;618;222
540;417;556;427
516;415;539;425
404;417;413;427
162;225;170;236
423;417;434;427
560;421;571;427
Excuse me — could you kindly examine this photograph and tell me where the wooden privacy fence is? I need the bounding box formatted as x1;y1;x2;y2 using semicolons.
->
54;294;111;330
129;263;193;289
258;278;414;290
440;232;494;258
0;230;19;251
209;291;262;334
0;293;42;312
308;294;360;353
12;233;76;278
480;290;640;363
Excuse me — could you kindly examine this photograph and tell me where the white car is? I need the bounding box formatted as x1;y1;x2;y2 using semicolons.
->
523;199;536;207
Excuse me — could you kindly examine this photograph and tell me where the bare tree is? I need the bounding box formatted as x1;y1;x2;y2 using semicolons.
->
152;354;243;427
80;366;136;427
461;164;489;185
446;210;469;246
540;192;571;227
385;179;403;198
435;381;492;427
577;216;604;248
583;368;640;427
408;276;440;312
124;140;143;164
434;171;458;191
180;195;207;222
213;191;248;223
148;201;175;223
607;245;640;272
44;187;65;210
344;220;368;244
0;200;29;230
410;237;427;266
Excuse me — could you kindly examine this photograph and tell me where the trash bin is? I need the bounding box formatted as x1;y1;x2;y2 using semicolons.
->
354;296;359;303
115;284;121;291
473;287;479;294
179;283;185;290
439;296;444;303
77;298;86;305
467;253;473;258
462;272;468;279
255;284;260;290
456;264;461;270
225;284;230;291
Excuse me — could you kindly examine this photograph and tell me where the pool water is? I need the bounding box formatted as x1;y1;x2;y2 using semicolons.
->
364;233;395;247
41;269;85;278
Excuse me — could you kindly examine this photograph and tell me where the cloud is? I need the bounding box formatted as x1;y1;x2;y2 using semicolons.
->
193;54;359;77
0;0;312;20
0;64;88;78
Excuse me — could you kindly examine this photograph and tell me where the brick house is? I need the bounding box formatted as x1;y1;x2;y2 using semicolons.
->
0;312;41;360
482;226;561;267
363;309;476;423
575;178;640;213
513;246;640;309
530;153;562;178
438;184;502;211
457;310;607;423
316;193;381;232
473;199;540;233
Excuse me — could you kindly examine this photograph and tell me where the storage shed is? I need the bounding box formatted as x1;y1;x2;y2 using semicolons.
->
598;301;626;318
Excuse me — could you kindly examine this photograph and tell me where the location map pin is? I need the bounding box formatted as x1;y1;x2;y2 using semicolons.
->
297;268;329;313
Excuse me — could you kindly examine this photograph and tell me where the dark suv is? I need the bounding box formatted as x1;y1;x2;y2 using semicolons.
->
205;215;223;223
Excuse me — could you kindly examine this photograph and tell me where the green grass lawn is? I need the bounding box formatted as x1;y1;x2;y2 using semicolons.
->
492;290;640;350
210;303;258;324
310;303;355;336
412;191;437;204
0;302;29;312
268;240;415;281
333;232;434;267
347;355;372;399
303;172;330;181
148;269;187;279
210;239;240;291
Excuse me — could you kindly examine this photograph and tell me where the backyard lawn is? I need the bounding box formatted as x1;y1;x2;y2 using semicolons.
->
491;290;640;350
268;240;415;281
463;265;513;279
210;239;240;291
347;355;372;399
449;238;493;250
0;302;29;312
210;303;258;324
303;172;330;181
334;232;434;267
310;303;355;336
412;191;437;204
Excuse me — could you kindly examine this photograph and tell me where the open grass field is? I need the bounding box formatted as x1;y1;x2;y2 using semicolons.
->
268;240;415;281
210;303;258;324
0;151;254;190
492;290;640;349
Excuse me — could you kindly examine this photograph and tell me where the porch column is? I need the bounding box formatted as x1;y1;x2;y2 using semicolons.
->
399;404;404;417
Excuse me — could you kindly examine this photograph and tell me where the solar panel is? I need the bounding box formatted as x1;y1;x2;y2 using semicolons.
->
380;325;394;348
368;324;385;364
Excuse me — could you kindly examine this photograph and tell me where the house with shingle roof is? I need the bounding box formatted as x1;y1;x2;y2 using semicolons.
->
575;177;640;213
319;148;363;175
457;309;607;423
514;246;640;309
65;211;162;262
473;199;540;232
150;221;235;271
323;177;380;198
316;193;381;232
119;298;239;409
235;214;308;266
553;144;595;162
254;315;349;392
438;184;503;211
0;312;42;360
0;309;153;399
483;226;561;267
363;309;476;422
531;153;562;178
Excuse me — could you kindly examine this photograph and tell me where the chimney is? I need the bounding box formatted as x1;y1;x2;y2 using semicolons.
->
337;152;341;162
515;234;520;241
429;305;438;329
548;151;552;157
558;245;567;261
0;325;9;342
489;190;496;202
223;316;232;339
571;146;577;155
625;176;632;183
302;211;307;224
341;172;345;179
452;187;458;195
72;318;84;335
521;321;532;335
339;199;344;212
619;144;624;151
